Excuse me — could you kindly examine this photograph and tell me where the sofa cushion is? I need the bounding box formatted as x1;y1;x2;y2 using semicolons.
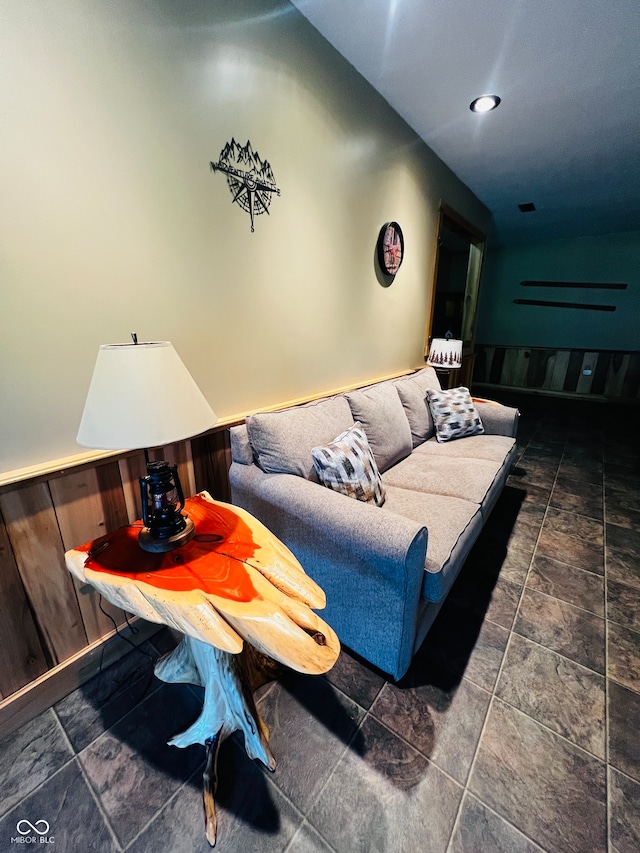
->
413;433;516;464
426;386;485;442
382;486;482;601
382;453;502;504
311;423;386;506
393;367;441;448
246;396;354;481
346;382;412;472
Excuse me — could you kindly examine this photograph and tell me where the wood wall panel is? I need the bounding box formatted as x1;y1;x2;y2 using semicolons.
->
474;346;640;403
162;441;196;499
0;513;49;696
49;469;127;642
0;483;88;663
575;353;598;395
0;434;209;712
591;353;612;396
95;460;130;531
0;368;420;731
118;451;148;524
622;353;640;398
49;468;107;550
546;350;571;392
192;431;232;503
501;348;527;387
606;354;629;398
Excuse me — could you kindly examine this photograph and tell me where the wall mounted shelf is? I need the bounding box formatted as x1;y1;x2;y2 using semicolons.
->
514;299;616;311
520;280;627;290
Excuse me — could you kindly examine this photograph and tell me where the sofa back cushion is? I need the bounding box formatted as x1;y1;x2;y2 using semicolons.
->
246;396;354;481
346;382;412;472
393;367;441;448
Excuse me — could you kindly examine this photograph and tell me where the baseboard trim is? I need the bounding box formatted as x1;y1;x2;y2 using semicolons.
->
0;618;162;740
473;383;609;403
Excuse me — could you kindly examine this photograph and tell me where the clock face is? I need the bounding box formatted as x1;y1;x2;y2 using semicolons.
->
377;222;404;275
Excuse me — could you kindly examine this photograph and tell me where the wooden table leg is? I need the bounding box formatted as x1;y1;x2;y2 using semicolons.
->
203;732;221;846
154;635;282;846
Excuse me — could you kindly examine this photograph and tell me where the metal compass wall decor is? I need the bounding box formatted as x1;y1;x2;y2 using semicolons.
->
210;138;281;232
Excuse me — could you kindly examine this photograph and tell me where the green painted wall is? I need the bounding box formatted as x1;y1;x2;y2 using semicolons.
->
0;0;490;474
477;230;640;349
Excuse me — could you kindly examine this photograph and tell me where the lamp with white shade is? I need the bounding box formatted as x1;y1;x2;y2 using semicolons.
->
426;335;463;370
77;336;217;553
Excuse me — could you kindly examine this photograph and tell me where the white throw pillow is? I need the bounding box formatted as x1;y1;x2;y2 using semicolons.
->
311;423;386;506
426;386;485;443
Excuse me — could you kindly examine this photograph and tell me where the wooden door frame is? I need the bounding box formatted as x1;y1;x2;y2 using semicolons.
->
424;203;487;386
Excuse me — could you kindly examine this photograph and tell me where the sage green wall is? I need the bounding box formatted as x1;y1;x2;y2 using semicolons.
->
1;0;490;474
477;230;640;349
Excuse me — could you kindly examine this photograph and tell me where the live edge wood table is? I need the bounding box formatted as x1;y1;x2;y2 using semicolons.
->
65;491;340;847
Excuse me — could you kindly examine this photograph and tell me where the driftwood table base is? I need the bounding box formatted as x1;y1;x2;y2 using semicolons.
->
65;492;339;848
155;635;283;845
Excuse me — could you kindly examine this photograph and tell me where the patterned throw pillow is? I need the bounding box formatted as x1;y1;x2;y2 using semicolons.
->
426;386;485;443
311;423;386;506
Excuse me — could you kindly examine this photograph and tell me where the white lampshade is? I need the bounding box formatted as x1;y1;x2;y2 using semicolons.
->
427;338;463;369
77;341;217;450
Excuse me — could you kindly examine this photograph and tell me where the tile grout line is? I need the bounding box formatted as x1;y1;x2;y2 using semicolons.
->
121;762;206;851
602;431;612;853
446;791;548;853
0;710;78;824
52;710;126;852
260;681;373;852
500;418;563;686
516;583;606;621
567;423;611;850
445;419;558;853
298;705;374;843
0;661;159;830
4;409;634;852
361;700;549;853
366;689;467;791
50;669;180;850
457;425;546;839
283;819;340;853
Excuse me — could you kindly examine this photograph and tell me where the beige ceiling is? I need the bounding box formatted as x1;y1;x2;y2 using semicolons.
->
291;0;640;246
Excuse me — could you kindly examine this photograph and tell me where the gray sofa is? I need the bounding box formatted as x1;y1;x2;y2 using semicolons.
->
229;367;519;680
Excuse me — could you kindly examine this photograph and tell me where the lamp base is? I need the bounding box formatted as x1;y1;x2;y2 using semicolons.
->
138;516;196;553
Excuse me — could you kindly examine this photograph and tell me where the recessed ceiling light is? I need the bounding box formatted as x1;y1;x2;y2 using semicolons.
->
470;95;501;113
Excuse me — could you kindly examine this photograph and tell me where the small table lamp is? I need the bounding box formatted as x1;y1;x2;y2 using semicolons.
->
426;334;463;370
426;333;463;389
77;337;217;553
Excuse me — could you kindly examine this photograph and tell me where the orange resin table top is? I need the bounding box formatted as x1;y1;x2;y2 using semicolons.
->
65;491;340;675
77;495;259;602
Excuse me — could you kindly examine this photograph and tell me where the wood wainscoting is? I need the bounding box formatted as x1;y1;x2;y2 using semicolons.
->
473;346;640;402
0;430;232;739
0;366;424;738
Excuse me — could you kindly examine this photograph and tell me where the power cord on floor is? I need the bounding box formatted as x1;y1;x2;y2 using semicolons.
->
93;595;157;705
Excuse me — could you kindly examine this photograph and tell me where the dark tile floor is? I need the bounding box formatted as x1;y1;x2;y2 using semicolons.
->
1;394;639;852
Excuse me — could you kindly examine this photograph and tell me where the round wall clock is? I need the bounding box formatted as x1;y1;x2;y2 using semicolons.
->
377;221;404;275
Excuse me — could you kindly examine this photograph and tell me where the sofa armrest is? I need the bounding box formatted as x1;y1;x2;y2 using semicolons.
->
229;462;428;679
474;400;519;438
230;463;427;580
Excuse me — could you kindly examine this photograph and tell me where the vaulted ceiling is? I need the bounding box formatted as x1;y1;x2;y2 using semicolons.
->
291;0;640;246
